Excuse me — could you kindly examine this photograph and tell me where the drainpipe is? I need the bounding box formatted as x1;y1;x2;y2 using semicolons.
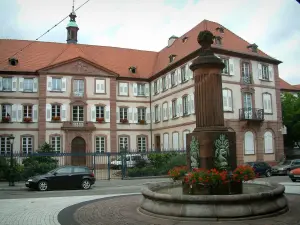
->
149;81;153;151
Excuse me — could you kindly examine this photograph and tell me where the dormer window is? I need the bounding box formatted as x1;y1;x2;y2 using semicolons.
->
129;66;136;74
8;57;18;66
182;37;188;43
169;54;176;63
216;27;225;34
247;43;258;53
215;36;222;45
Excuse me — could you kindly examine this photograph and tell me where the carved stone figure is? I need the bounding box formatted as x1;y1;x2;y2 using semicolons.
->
214;134;230;170
190;136;200;168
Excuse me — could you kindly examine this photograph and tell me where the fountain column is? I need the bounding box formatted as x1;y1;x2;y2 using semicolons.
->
186;30;237;170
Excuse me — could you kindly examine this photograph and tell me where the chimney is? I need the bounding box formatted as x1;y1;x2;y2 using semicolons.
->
168;35;178;47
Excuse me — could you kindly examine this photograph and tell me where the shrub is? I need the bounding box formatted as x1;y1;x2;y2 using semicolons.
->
0;157;24;181
127;166;163;177
148;152;178;169
168;166;189;181
134;158;148;169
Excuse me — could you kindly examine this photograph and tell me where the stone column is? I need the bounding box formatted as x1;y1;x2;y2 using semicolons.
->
186;30;237;170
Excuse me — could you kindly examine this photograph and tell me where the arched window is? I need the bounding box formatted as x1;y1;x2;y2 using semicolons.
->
172;132;179;150
222;89;233;111
244;131;255;155
264;131;274;154
163;133;169;150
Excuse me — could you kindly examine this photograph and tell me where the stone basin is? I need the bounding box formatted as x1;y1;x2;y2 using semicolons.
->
140;181;288;219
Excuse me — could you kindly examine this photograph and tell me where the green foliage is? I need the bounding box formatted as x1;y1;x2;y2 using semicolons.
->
0;157;24;181
148;152;178;169
281;92;300;148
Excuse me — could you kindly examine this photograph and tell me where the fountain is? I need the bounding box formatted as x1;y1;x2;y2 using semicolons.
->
140;30;288;220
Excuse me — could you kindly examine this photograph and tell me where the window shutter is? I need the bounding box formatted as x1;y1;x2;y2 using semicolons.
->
133;83;137;96
18;78;24;92
169;101;173;119
268;65;274;81
145;83;149;96
229;58;235;75
191;94;195;114
267;95;272;113
17;104;23;122
105;105;110;122
133;108;138;123
228;90;233;111
163;104;166;120
179;97;183;116
47;77;52;91
33;78;38;92
264;132;274;154
158;78;162;93
165;76;169;90
158;105;161;121
263;94;268;112
258;63;263;79
174;71;178;86
128;108;133;123
11;104;17;122
116;107;120;123
172;133;179;150
188;62;193;79
176;99;180;117
124;84;128;95
163;133;169;150
95;80;101;93
244;132;254;154
177;68;182;84
90;105;96;122
61;104;67;121
0;77;2;91
46;104;52;121
151;82;154;96
222;89;228;111
152;106;155;123
146;108;151;123
61;77;67;92
32;104;38;122
12;77;17;91
188;95;191;115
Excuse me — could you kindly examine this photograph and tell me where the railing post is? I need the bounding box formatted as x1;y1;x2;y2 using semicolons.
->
107;152;111;180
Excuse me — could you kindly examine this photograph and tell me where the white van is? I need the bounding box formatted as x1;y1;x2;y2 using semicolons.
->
110;154;148;169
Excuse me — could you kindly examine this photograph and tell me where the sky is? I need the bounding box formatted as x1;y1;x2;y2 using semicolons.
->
0;0;299;84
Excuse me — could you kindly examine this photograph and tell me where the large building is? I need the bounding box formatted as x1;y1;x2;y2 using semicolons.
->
0;10;284;165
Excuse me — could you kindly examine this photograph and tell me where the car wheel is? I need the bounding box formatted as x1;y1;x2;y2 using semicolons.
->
37;180;48;191
81;179;91;190
292;179;296;182
266;170;272;177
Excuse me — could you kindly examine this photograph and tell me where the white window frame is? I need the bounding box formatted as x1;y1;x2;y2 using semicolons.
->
264;131;274;154
172;99;177;118
137;83;145;96
181;65;187;82
171;71;176;87
262;65;269;80
22;136;33;154
2;77;12;91
96;106;105;118
244;131;255;155
155;105;159;122
137;108;146;121
23;78;34;92
119;82;129;96
162;76;167;91
137;136;146;152
0;137;11;155
52;78;62;91
183;96;189;115
119;137;129;152
51;105;61;118
51;136;61;153
119;107;128;120
23;105;32;118
154;81;158;94
72;105;84;122
263;93;272;114
2;104;12;117
73;79;84;96
221;59;229;75
95;136;105;153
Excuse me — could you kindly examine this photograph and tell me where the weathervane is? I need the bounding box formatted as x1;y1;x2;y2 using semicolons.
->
72;0;76;14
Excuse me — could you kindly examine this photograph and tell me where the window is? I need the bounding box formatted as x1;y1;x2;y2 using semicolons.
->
23;105;32;118
2;104;12;118
182;130;190;151
221;59;229;75
138;136;146;152
120;107;128;120
222;89;233;111
51;136;61;153
162;102;168;120
95;79;105;94
263;93;272;114
51;105;61;118
181;65;187;82
215;36;222;45
0;137;11;155
137;84;145;96
52;78;62;91
169;55;176;63
73;79;84;96
154;81;158;94
183;96;189;115
22;136;33;154
2;78;12;91
172;132;179;150
264;131;274;154
244;131;255;155
155;105;159;122
242;62;251;84
172;99;177;118
138;108;146;122
74;167;89;173
262;65;269;80
23;78;33;92
162;76;167;91
72;106;84;122
163;133;169;150
119;137;128;152
96;106;105;118
95;136;105;153
171;72;176;87
56;167;72;174
119;82;128;96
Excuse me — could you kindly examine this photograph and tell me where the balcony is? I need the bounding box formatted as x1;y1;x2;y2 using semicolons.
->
239;108;264;121
241;73;252;85
61;121;96;131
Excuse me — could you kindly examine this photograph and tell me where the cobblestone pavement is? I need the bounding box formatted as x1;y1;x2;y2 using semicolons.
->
61;194;300;225
0;194;137;225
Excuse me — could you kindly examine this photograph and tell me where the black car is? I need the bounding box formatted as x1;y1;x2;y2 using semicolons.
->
245;161;272;177
25;166;96;191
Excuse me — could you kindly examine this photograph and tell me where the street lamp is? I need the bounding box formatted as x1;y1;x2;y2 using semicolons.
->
8;134;15;187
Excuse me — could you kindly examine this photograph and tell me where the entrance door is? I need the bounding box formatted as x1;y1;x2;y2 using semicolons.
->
243;93;253;119
71;137;86;166
155;135;161;151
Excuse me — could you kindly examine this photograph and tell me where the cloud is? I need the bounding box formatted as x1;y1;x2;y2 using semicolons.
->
0;0;299;84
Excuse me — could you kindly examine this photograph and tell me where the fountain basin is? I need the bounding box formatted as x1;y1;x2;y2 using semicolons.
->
140;181;288;219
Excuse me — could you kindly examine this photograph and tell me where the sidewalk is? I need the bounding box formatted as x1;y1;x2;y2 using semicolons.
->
0;178;170;191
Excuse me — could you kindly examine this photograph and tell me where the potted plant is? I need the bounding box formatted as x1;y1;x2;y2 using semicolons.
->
96;117;105;123
183;168;211;195
138;119;145;125
120;118;128;124
168;166;189;181
23;117;32;123
52;116;61;122
2;116;10;123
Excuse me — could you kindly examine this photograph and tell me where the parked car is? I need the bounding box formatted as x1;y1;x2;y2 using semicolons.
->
271;159;300;175
289;168;300;182
244;162;272;177
25;165;95;191
110;154;148;169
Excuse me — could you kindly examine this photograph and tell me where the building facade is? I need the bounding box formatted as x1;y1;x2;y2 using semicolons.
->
0;12;284;165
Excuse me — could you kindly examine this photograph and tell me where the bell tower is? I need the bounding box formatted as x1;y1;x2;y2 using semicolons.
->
66;0;79;44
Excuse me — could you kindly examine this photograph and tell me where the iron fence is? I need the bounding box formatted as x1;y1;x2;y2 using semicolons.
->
0;149;187;180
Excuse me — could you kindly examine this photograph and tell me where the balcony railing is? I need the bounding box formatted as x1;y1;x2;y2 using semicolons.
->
239;108;264;121
61;121;96;131
242;73;252;84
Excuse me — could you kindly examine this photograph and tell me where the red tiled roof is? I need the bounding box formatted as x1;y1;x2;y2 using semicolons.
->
279;78;298;91
0;20;279;78
293;84;300;90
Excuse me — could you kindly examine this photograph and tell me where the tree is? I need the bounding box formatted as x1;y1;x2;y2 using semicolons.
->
281;92;300;148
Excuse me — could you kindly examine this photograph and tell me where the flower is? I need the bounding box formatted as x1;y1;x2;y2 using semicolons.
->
23;117;32;123
168;166;189;181
52;116;60;121
232;165;256;182
120;118;128;123
96;117;104;123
